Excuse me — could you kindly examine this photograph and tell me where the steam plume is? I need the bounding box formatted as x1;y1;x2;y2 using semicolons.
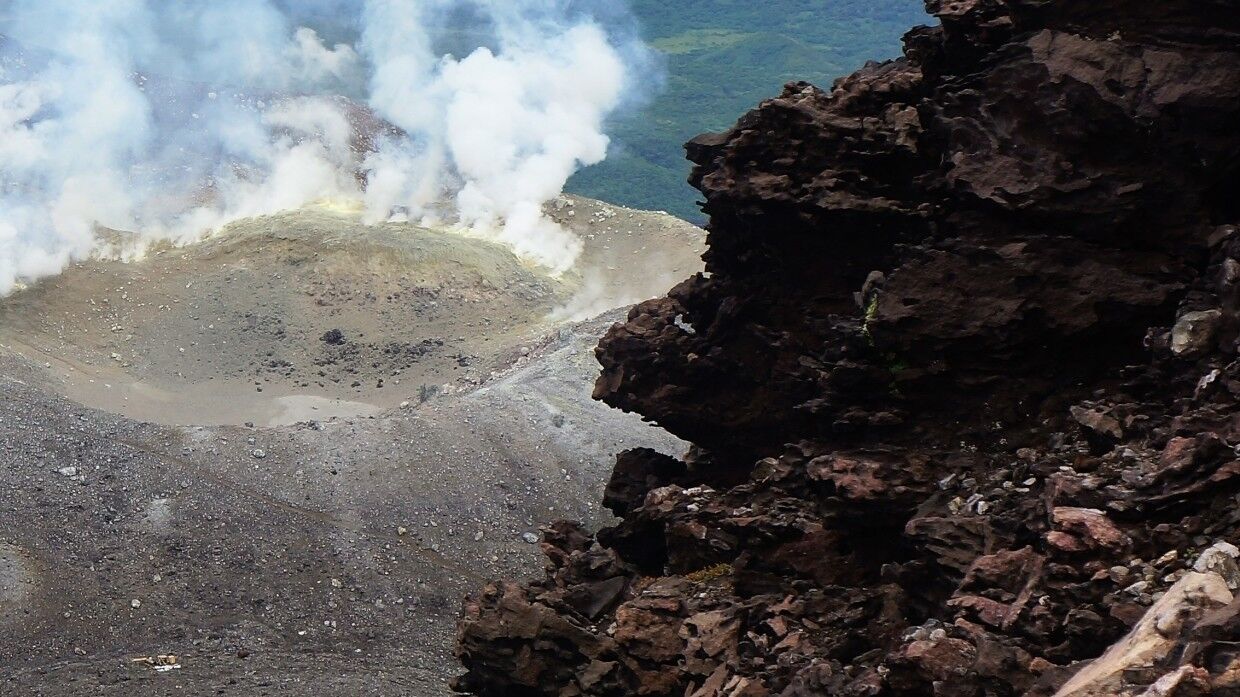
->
0;0;642;294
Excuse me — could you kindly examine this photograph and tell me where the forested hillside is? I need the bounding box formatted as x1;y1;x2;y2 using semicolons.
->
568;0;928;222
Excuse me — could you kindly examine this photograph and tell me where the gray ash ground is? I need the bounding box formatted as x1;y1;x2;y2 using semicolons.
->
0;197;703;694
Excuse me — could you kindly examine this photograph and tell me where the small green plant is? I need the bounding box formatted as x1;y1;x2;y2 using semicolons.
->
865;295;880;323
884;352;909;374
418;384;438;404
881;351;908;398
685;563;732;584
861;295;880;345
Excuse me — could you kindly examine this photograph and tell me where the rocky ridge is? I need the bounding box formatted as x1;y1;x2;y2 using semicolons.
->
455;1;1240;695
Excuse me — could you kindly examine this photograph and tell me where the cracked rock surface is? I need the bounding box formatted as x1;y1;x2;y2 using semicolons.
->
455;1;1240;695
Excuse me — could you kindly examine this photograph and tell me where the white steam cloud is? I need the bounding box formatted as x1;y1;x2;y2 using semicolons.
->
0;0;643;294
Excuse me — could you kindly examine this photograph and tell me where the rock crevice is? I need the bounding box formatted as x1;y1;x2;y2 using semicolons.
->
456;0;1240;694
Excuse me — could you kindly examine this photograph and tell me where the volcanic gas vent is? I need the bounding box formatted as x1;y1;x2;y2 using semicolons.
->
0;200;704;427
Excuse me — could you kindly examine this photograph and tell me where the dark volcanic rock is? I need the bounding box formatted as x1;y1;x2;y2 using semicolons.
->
602;448;690;517
457;0;1240;695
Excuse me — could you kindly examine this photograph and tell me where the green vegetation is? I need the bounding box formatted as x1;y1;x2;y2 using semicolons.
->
418;384;439;404
685;563;733;584
862;295;881;344
568;0;929;223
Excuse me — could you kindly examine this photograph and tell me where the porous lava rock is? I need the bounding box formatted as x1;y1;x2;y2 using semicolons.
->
456;0;1240;694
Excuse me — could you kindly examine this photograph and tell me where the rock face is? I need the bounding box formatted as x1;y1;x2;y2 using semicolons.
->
456;1;1240;695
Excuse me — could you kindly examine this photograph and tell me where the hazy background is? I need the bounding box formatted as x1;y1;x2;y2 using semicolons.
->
567;0;929;223
0;0;651;293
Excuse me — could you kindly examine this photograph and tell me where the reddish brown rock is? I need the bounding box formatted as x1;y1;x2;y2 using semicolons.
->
456;0;1240;695
1050;508;1131;551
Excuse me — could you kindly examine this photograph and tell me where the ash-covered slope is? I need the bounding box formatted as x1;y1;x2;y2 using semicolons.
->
0;197;703;695
455;1;1240;695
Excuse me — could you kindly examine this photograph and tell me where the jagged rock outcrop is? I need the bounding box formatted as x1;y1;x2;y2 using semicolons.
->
456;0;1240;695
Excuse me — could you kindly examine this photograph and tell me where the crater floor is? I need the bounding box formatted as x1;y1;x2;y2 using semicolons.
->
0;197;702;694
0;197;702;428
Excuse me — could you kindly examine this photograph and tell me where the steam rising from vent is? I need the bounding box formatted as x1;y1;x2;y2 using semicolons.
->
0;0;644;294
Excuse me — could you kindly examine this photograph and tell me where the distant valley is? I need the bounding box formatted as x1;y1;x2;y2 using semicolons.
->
568;0;928;222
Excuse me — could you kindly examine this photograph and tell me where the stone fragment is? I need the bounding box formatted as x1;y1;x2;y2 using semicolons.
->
1070;406;1124;440
1193;542;1240;589
1053;572;1233;696
1170;310;1222;356
1051;507;1131;550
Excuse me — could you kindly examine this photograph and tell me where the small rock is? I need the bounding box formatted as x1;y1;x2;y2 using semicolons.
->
1154;550;1179;567
251;449;266;459
948;496;965;515
130;599;142;609
1070;405;1123;440
1193;541;1240;589
57;466;78;477
520;532;539;544
1171;309;1223;356
1052;507;1130;550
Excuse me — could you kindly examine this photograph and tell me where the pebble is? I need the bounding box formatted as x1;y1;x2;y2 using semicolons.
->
1154;550;1179;567
57;466;78;477
1192;541;1240;589
251;449;266;459
520;532;539;544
